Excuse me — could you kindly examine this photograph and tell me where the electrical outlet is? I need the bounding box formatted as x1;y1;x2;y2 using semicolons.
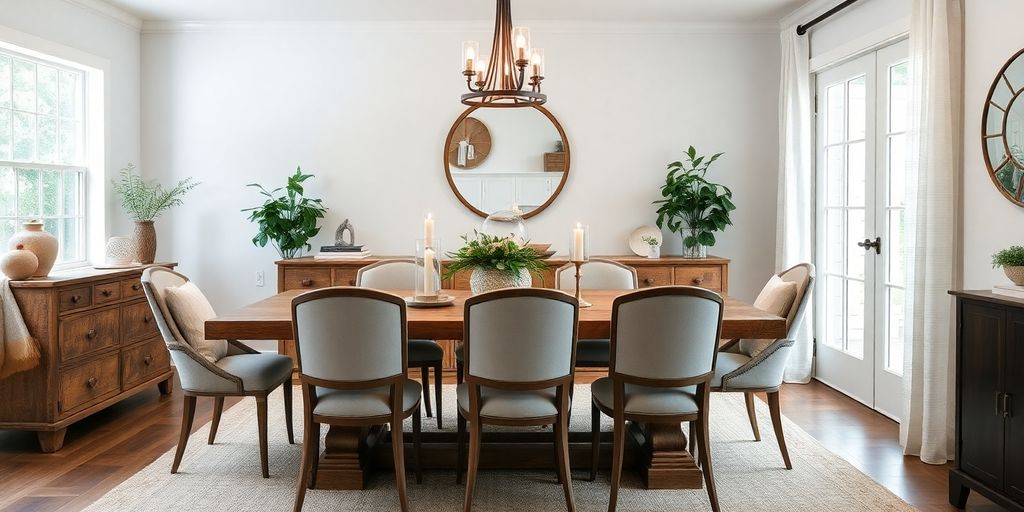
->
255;271;265;287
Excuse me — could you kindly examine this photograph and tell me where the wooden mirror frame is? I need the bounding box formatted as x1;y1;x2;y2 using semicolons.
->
443;103;571;219
983;47;1024;207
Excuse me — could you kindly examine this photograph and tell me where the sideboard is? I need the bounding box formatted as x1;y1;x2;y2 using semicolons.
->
1;265;175;452
276;255;730;376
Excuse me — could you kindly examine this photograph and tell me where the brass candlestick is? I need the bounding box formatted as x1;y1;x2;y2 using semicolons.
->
573;261;592;308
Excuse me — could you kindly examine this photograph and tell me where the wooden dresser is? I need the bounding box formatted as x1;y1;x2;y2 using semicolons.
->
949;290;1024;511
2;265;175;452
276;255;729;374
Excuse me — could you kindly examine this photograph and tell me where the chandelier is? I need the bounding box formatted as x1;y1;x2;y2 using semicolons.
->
460;0;546;108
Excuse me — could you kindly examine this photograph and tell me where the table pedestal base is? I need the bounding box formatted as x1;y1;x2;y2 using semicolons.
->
634;422;704;489
315;425;386;490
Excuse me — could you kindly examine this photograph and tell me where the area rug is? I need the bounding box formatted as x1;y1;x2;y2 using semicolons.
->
83;386;914;511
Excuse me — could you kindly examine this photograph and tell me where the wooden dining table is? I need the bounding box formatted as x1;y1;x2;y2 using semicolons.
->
206;288;787;491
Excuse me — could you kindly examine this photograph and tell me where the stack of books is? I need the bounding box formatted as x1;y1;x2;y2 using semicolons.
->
992;283;1024;299
314;245;372;260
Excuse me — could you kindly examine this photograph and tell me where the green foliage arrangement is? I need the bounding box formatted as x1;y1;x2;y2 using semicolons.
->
641;235;660;247
243;167;328;259
444;231;548;279
992;245;1024;268
653;146;736;250
112;163;199;221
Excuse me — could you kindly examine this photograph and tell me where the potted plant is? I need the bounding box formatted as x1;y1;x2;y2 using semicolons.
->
444;231;548;293
243;167;328;259
653;146;736;258
993;245;1024;286
112;163;199;264
641;235;661;259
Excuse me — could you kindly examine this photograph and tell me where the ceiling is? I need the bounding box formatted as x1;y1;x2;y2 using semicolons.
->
99;0;808;24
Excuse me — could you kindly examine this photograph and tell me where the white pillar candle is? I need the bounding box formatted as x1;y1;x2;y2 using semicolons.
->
423;247;436;297
424;213;435;246
572;223;585;262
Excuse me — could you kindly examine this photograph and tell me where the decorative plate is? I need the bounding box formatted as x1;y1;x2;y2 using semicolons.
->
628;226;663;257
404;295;456;308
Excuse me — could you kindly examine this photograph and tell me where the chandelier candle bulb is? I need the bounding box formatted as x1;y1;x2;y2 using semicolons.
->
530;48;544;77
462;41;479;72
513;27;530;61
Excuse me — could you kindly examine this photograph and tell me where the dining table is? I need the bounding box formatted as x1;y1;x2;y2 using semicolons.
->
206;288;787;491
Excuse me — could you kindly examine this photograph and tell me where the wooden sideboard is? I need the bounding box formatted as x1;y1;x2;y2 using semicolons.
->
949;290;1024;511
276;255;729;374
2;265;175;452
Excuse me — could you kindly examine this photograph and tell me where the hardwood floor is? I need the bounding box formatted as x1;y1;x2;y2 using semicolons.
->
0;375;1001;511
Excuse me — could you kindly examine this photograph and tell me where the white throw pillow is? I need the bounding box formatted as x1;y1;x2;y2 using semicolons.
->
164;281;228;363
738;275;799;357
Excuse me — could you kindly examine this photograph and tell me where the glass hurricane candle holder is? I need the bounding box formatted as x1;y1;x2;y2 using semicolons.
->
570;223;589;263
415;239;442;302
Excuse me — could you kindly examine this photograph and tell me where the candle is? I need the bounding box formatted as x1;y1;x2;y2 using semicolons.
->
572;223;585;262
424;213;434;246
423;247;436;297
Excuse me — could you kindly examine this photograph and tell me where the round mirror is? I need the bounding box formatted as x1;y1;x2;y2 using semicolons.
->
983;48;1024;206
443;104;569;219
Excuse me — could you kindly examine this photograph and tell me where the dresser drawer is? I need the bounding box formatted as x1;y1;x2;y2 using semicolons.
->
59;353;120;413
283;268;331;290
674;266;723;291
122;301;159;344
121;338;170;388
58;286;92;313
93;281;121;305
60;308;120;362
332;268;359;287
121;277;145;299
636;267;673;288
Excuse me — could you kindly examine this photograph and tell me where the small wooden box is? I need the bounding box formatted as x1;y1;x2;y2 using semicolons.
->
544;152;566;172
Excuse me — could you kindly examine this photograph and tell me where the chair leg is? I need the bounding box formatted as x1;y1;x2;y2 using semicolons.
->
463;420;482;512
589;402;600;482
420;366;433;419
456;362;464;384
767;391;793;470
555;412;576;512
744;392;761;442
293;416;315;512
208;396;224;445
392;419;410;512
256;394;270;478
171;395;197;473
308;422;321;489
607;414;626;512
412;408;423;484
434;362;443;429
456;412;467;484
695;416;720;512
283;383;295;444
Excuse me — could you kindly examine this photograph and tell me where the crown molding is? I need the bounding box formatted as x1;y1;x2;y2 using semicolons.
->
778;0;839;30
62;0;143;30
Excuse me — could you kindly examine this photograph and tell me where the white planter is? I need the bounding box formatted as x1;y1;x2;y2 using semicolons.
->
1005;266;1024;286
648;245;661;259
469;267;532;294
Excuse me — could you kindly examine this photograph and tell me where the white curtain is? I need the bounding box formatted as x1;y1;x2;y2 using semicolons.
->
900;0;963;465
777;25;814;383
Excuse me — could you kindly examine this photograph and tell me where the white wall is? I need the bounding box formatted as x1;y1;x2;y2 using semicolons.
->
141;23;781;332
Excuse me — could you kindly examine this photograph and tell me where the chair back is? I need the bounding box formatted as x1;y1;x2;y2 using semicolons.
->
779;263;815;338
356;259;416;290
554;258;638;291
610;286;724;385
291;288;407;384
464;288;578;386
141;267;190;349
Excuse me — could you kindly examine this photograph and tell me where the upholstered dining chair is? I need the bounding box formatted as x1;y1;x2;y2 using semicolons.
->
692;262;815;470
555;258;638;368
590;286;724;512
457;288;579;512
141;267;295;478
356;259;444;428
290;287;422;512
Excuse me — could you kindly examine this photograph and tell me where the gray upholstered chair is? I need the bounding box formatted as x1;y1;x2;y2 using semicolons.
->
590;286;723;512
290;287;422;512
696;262;815;470
141;267;295;478
555;258;638;367
457;288;579;512
356;259;444;428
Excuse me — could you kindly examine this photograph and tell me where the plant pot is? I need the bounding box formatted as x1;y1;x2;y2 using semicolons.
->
1;244;39;280
681;228;707;259
469;267;532;294
1005;266;1024;286
648;246;661;259
134;221;157;264
9;221;58;277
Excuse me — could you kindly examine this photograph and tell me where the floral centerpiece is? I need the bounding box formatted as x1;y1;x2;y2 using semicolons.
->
444;231;548;293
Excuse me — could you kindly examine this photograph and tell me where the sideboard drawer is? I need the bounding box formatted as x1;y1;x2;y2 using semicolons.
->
674;266;723;291
122;301;159;344
332;268;359;287
121;338;170;388
93;281;121;305
636;267;673;288
59;353;120;413
283;268;332;290
59;286;92;313
121;278;145;299
60;308;120;362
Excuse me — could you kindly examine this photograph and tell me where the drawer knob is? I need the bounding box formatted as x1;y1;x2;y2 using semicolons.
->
132;283;142;291
301;279;313;287
86;377;98;388
643;278;654;285
692;277;705;285
70;295;82;304
143;315;151;324
144;356;153;366
101;289;112;297
86;329;97;339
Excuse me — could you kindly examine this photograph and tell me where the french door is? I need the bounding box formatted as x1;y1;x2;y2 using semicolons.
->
814;40;909;420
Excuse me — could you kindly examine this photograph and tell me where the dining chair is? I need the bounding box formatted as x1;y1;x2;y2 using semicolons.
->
356;258;444;428
555;258;638;368
141;267;295;478
290;287;422;512
456;288;579;512
590;286;724;512
694;263;815;470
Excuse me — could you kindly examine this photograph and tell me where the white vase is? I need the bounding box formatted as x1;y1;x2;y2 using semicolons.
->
469;267;532;294
648;246;661;259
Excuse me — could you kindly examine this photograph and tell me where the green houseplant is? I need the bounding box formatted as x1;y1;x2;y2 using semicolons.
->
243;167;328;259
444;231;548;293
653;146;736;258
993;245;1024;285
112;163;199;264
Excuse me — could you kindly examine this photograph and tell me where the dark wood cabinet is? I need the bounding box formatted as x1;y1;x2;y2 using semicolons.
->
950;291;1024;511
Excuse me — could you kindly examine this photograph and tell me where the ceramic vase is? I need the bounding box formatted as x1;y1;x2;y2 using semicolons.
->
134;221;157;264
105;236;137;266
648;245;661;259
1005;266;1024;286
9;221;58;277
0;244;39;280
469;267;532;294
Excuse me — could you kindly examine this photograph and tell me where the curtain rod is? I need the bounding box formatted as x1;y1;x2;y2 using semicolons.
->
796;0;861;35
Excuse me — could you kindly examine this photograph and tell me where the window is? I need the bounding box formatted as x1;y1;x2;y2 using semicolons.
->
0;47;87;266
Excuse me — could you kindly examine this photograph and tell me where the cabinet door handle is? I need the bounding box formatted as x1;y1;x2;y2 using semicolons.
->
143;315;151;324
692;276;705;285
132;283;142;291
643;278;654;285
1005;393;1013;418
70;295;82;304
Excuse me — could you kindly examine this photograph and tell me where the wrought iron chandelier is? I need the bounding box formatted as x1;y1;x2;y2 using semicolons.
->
460;0;546;108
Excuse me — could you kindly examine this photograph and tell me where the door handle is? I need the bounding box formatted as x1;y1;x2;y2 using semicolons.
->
1005;393;1013;418
857;237;882;255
